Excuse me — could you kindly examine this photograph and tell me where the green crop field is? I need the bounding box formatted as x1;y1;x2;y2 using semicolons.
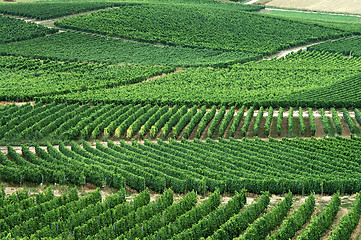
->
50;50;361;107
1;0;361;238
0;56;174;101
54;3;347;55
308;36;361;57
0;15;57;44
1;103;361;145
0;31;259;67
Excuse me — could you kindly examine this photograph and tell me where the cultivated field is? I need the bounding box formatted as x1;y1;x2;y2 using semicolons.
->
1;0;361;238
265;0;361;15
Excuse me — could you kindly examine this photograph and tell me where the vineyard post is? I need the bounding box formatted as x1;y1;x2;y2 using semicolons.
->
42;175;44;185
63;176;65;185
20;175;22;187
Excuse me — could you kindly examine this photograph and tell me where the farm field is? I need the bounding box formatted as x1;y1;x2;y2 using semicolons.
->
308;36;361;57
265;0;361;15
2;0;361;237
0;186;360;240
1;103;361;144
260;9;361;34
50;50;361;107
54;3;347;55
0;31;259;67
2;137;361;194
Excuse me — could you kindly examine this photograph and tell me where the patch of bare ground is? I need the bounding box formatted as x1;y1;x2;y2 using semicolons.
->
281;115;288;137
0;101;35;106
143;68;183;83
314;117;326;138
340;118;352;137
269;116;278;138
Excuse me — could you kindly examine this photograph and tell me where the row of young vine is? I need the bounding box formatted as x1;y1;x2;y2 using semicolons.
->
1;137;361;194
1;187;359;240
1;103;360;143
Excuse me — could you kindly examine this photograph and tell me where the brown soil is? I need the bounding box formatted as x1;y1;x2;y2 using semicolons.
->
234;117;245;139
256;116;267;138
0;101;35;106
314;117;326;138
340;118;352;137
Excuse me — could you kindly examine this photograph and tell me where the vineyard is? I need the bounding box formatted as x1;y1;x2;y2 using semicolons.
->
0;185;360;239
0;15;57;44
2;137;361;194
0;56;174;102
54;3;347;55
0;31;259;67
0;2;124;20
1;0;361;238
50;50;361;107
308;36;361;57
2;103;361;143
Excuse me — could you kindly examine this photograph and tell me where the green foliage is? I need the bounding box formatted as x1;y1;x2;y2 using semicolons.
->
329;193;361;240
230;106;245;137
253;106;264;136
0;15;57;44
183;106;206;138
309;36;361;57
208;192;270;240
264;107;273;137
240;106;254;137
53;51;361;108
342;108;359;134
298;192;341;240
308;108;316;136
172;189;246;240
277;107;283;136
218;106;235;138
0;2;123;20
0;31;259;67
207;106;226;138
0;56;174;102
55;3;345;54
320;108;330;135
196;106;216;138
238;192;293;240
172;105;198;138
266;193;315;240
299;107;305;136
145;190;221;240
288;107;294;137
331;108;342;135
